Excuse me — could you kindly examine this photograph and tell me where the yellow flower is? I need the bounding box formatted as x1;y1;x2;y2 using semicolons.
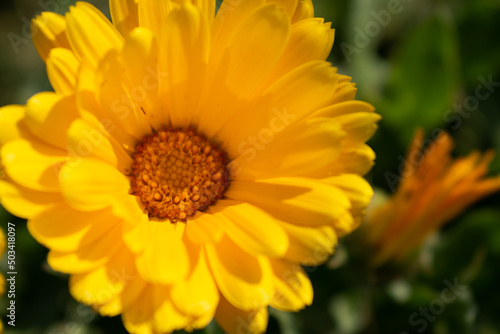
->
0;1;379;333
366;129;500;267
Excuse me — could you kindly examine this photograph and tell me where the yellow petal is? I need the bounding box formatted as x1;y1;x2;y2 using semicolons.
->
25;92;79;149
121;27;164;130
171;246;219;317
65;2;124;68
75;63;138;152
291;0;314;23
122;284;155;334
225;177;351;227
334;112;381;145
66;118;133;174
96;50;152;140
110;0;140;36
70;245;135;306
215;296;269;334
74;63;116;126
190;0;216;25
336;144;376;176
212;0;265;49
210;199;289;257
31;12;71;62
151;284;190;333
270;18;334;79
329;78;358;105
217;2;290;93
138;0;180;37
60;158;130;211
229;117;345;180
1;139;66;192
110;193;146;226
311;100;375;118
47;223;123;274
46;48;80;95
28;203;120;252
268;0;299;18
206;235;273;311
98;269;146;316
324;174;373;212
0;105;30;145
135;221;190;284
187;311;216;331
186;211;224;244
199;3;291;136
159;2;210;128
216;61;338;151
122;215;151;254
278;222;337;265
119;274;147;311
0;179;63;219
270;260;313;312
97;297;123;317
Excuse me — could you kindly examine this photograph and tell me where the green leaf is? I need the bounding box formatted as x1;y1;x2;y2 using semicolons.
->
379;13;460;144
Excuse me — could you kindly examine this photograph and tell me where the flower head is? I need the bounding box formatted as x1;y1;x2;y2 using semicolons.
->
0;0;379;333
366;129;500;267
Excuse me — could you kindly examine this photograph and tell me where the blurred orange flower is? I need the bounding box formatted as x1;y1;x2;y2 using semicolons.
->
366;128;500;266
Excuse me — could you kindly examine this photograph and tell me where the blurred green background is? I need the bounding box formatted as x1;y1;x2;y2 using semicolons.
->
1;0;500;333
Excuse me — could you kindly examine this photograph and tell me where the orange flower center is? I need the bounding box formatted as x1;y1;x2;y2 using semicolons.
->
130;129;230;221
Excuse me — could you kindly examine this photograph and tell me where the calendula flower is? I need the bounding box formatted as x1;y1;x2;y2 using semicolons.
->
366;129;500;267
0;0;379;333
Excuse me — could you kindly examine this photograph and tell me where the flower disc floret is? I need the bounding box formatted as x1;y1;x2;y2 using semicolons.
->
130;129;229;221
